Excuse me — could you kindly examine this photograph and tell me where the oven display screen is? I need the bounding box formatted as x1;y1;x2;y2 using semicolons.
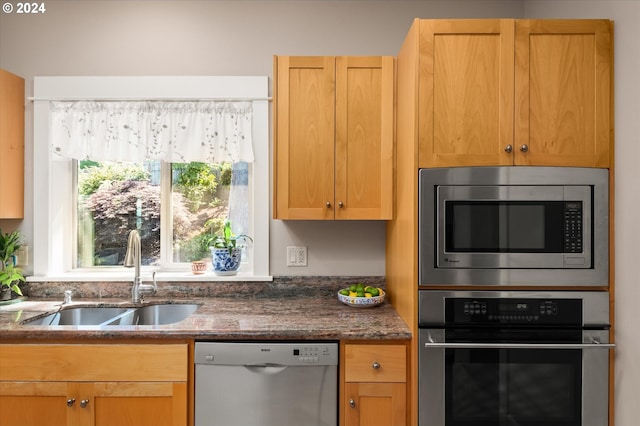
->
498;303;530;313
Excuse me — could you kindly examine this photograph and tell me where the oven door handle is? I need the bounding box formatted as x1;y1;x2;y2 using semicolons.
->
424;342;616;349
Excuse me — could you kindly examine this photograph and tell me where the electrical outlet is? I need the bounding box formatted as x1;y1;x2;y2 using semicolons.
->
286;246;308;267
15;245;29;267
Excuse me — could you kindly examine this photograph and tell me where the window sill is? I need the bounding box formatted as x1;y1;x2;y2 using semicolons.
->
27;271;273;283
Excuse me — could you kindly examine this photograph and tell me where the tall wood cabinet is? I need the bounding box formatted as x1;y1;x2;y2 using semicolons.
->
0;69;25;219
0;343;188;426
386;18;614;426
273;56;394;220
418;19;612;168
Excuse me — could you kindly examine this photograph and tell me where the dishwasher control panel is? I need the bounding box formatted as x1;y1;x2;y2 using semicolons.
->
195;342;339;366
294;345;329;364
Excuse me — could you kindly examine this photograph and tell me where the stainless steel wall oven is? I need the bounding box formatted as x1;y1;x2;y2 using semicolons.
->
418;290;613;426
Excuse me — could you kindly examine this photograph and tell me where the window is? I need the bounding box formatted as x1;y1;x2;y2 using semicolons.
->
77;160;250;270
32;76;270;280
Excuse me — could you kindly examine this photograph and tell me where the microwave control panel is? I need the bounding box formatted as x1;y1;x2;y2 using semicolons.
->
564;202;583;253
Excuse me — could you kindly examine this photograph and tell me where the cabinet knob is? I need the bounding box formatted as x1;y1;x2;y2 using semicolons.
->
338;201;344;208
66;398;76;407
349;399;356;408
372;361;381;369
326;201;331;208
80;399;90;408
520;144;529;152
504;144;513;153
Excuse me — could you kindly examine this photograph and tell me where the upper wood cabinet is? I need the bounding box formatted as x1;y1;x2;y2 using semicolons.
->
418;20;515;168
514;20;612;167
273;56;394;220
0;69;25;219
417;19;613;168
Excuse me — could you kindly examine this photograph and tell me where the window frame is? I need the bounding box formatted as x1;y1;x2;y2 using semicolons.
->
31;76;270;281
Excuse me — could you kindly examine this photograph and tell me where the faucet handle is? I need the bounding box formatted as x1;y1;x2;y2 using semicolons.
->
149;271;157;293
139;271;158;302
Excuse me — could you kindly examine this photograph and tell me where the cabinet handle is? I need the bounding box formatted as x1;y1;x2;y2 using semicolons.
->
520;144;529;152
338;201;344;208
349;399;356;408
504;144;513;153
80;399;90;408
372;361;381;369
66;398;76;407
326;201;331;208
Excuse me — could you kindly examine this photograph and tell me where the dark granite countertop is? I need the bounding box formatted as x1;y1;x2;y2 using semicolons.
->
0;278;411;341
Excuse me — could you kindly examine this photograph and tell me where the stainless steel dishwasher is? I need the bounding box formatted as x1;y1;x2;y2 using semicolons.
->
195;341;338;426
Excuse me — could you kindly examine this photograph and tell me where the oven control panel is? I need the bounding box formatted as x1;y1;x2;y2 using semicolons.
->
446;298;582;325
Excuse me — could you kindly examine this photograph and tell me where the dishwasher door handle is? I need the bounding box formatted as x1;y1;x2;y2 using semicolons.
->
243;364;289;375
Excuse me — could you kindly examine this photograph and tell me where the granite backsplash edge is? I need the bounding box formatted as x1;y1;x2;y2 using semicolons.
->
22;276;386;300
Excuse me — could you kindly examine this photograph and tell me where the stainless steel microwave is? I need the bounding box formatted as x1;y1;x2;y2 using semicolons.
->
419;167;609;286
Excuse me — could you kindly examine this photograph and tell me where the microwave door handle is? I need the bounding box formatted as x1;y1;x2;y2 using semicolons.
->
424;342;616;349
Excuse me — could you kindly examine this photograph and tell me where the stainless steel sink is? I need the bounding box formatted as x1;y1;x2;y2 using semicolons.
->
25;307;130;326
125;304;201;325
23;303;200;326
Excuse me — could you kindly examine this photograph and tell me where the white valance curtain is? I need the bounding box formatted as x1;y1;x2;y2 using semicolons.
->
49;101;254;163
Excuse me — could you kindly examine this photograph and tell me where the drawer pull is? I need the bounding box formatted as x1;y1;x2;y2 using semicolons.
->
372;361;381;369
66;398;76;407
80;399;90;408
349;399;356;408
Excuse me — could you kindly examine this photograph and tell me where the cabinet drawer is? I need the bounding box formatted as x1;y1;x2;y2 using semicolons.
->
345;344;406;383
0;344;188;382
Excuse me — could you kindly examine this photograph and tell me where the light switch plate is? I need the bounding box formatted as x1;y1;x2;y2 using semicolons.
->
286;246;307;267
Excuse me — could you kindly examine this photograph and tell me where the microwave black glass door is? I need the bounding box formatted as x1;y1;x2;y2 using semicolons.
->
445;348;581;426
445;201;574;253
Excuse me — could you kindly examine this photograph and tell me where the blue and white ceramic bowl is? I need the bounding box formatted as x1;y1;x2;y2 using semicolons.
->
337;289;385;308
210;247;242;276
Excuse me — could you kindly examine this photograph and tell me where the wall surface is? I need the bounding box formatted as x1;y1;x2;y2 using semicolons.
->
0;0;523;277
2;0;639;423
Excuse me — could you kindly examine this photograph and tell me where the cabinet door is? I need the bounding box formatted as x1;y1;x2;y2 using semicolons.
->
0;69;25;219
274;56;336;219
0;381;187;426
418;20;515;168
0;382;69;426
344;382;406;426
514;20;612;167
93;382;187;426
335;56;394;220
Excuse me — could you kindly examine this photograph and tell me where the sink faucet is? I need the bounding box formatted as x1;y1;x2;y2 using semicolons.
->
124;230;157;303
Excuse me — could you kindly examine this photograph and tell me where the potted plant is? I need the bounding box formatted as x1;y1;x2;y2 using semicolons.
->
181;232;215;275
0;228;25;300
210;220;252;276
1;263;25;300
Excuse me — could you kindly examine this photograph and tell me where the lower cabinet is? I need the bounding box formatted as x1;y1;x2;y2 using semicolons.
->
0;343;188;426
343;343;407;426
